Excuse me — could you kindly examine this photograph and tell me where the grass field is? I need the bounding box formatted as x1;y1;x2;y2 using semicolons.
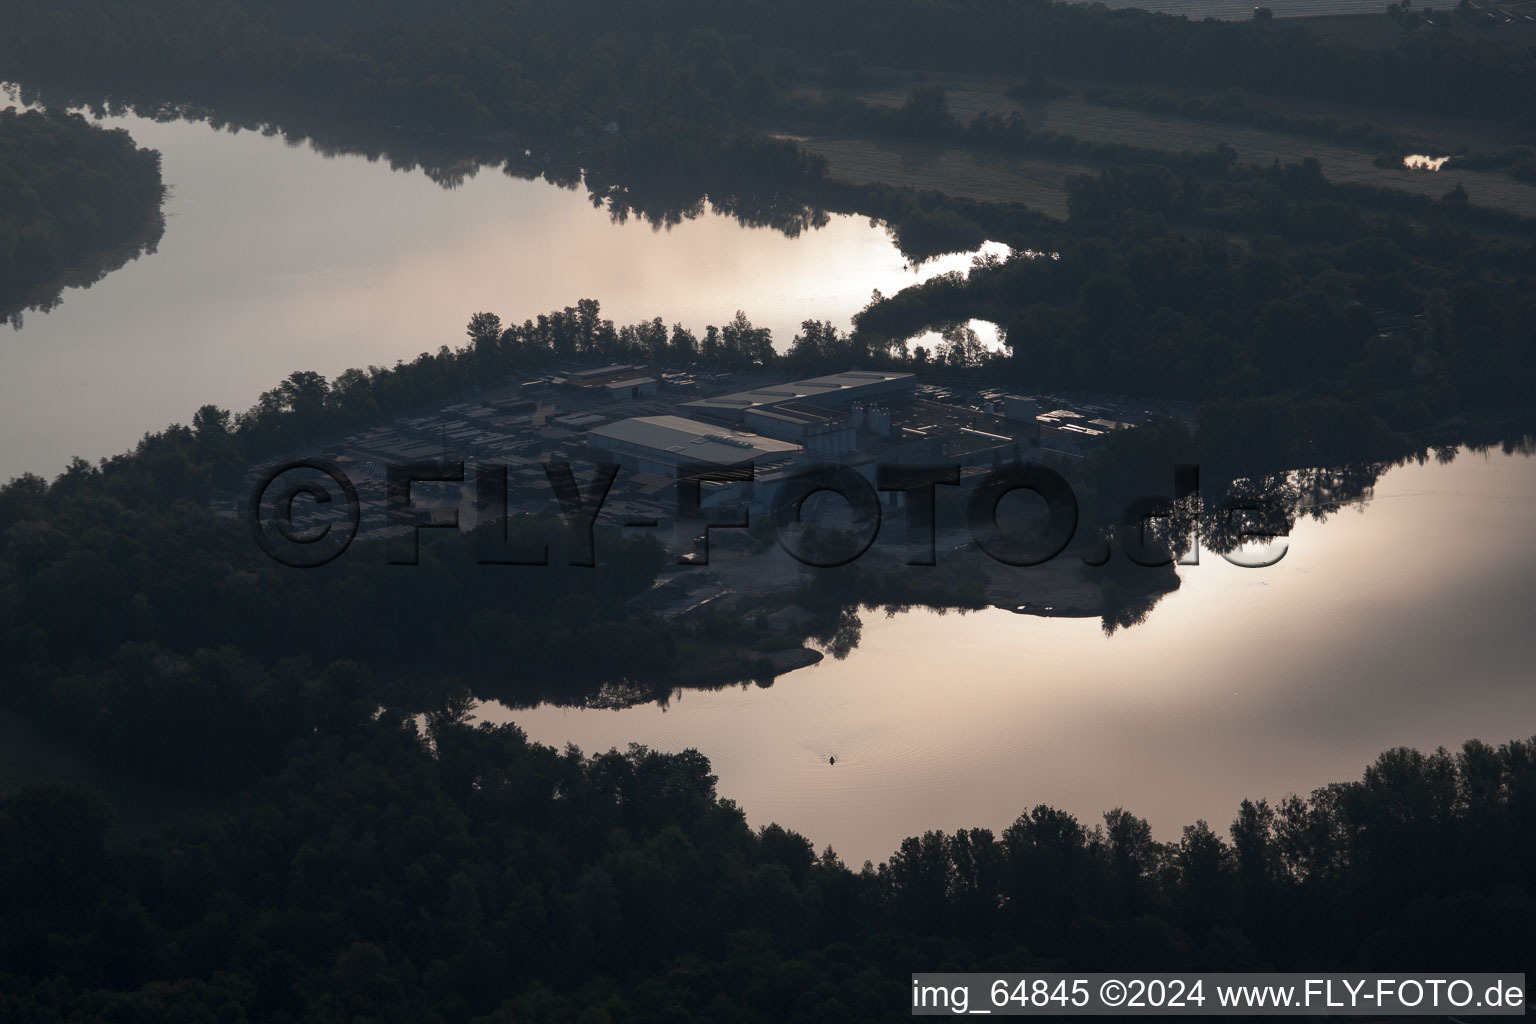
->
787;74;1536;223
791;134;1092;217
1285;11;1536;49
1083;77;1535;154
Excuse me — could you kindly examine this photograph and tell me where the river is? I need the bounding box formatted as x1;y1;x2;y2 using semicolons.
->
485;447;1536;865
0;103;1001;482
7;101;1533;870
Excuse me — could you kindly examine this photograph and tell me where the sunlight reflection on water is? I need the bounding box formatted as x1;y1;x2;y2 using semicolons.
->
496;449;1536;865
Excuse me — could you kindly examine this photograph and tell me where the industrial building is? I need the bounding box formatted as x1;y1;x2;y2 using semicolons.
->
585;415;801;480
604;376;658;401
235;359;1161;545
741;402;857;456
551;364;653;395
678;369;916;425
1000;395;1039;426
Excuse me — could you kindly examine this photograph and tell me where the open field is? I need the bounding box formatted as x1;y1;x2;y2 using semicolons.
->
1051;73;1536;154
791;134;1092;217
1285;11;1536;49
790;75;1536;222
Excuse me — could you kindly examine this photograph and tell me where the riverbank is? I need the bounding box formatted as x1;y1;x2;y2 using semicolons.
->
641;532;1183;692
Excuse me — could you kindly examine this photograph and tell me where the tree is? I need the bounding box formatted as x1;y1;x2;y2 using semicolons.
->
938;322;985;368
191;403;231;441
1104;807;1158;911
883;831;952;928
467;311;503;362
1176;820;1234;930
1230;798;1279;891
787;319;842;371
0;782;111;911
0;108;165;326
669;323;698;360
277;370;330;431
721;310;774;366
467;311;502;342
901;82;955;137
642;316;669;360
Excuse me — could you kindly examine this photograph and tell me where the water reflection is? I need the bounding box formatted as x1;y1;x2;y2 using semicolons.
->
484;445;1536;865
1403;154;1450;171
5;78;1011;258
1;206;165;330
0;87;1004;481
465;436;1533;719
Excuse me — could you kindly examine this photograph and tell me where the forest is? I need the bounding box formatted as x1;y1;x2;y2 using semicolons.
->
0;106;164;326
5;0;1534;136
2;0;1536;1017
2;711;1533;1021
0;293;1194;792
4;0;1535;254
1;307;1530;1019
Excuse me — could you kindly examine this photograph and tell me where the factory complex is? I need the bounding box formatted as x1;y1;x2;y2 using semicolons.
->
235;362;1160;549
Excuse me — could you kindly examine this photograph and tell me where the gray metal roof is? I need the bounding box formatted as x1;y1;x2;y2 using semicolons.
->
588;415;801;465
679;369;915;418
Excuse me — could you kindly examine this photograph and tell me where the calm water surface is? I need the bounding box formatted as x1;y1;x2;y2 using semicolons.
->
0;106;999;481
9;101;1532;870
488;449;1536;865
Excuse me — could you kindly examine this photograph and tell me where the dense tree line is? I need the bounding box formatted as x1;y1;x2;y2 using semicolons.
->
0;230;1528;1024
0;457;679;788
779;82;1255;180
1;354;1529;1021
0;712;1532;1021
2;0;1533;254
2;0;1532;309
0;297;1022;789
188;301;788;477
11;0;1529;279
0;106;164;325
851;153;1536;471
1083;84;1415;153
2;287;1517;792
1440;147;1536;186
4;3;1535;1015
5;0;1534;137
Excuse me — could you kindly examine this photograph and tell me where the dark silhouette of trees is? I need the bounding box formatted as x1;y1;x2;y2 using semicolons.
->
0;107;164;326
900;82;957;138
1;721;1532;1020
0;2;1534;1009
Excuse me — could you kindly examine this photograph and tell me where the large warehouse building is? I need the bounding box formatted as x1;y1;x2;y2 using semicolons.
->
742;402;857;455
585;415;801;480
677;370;915;425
